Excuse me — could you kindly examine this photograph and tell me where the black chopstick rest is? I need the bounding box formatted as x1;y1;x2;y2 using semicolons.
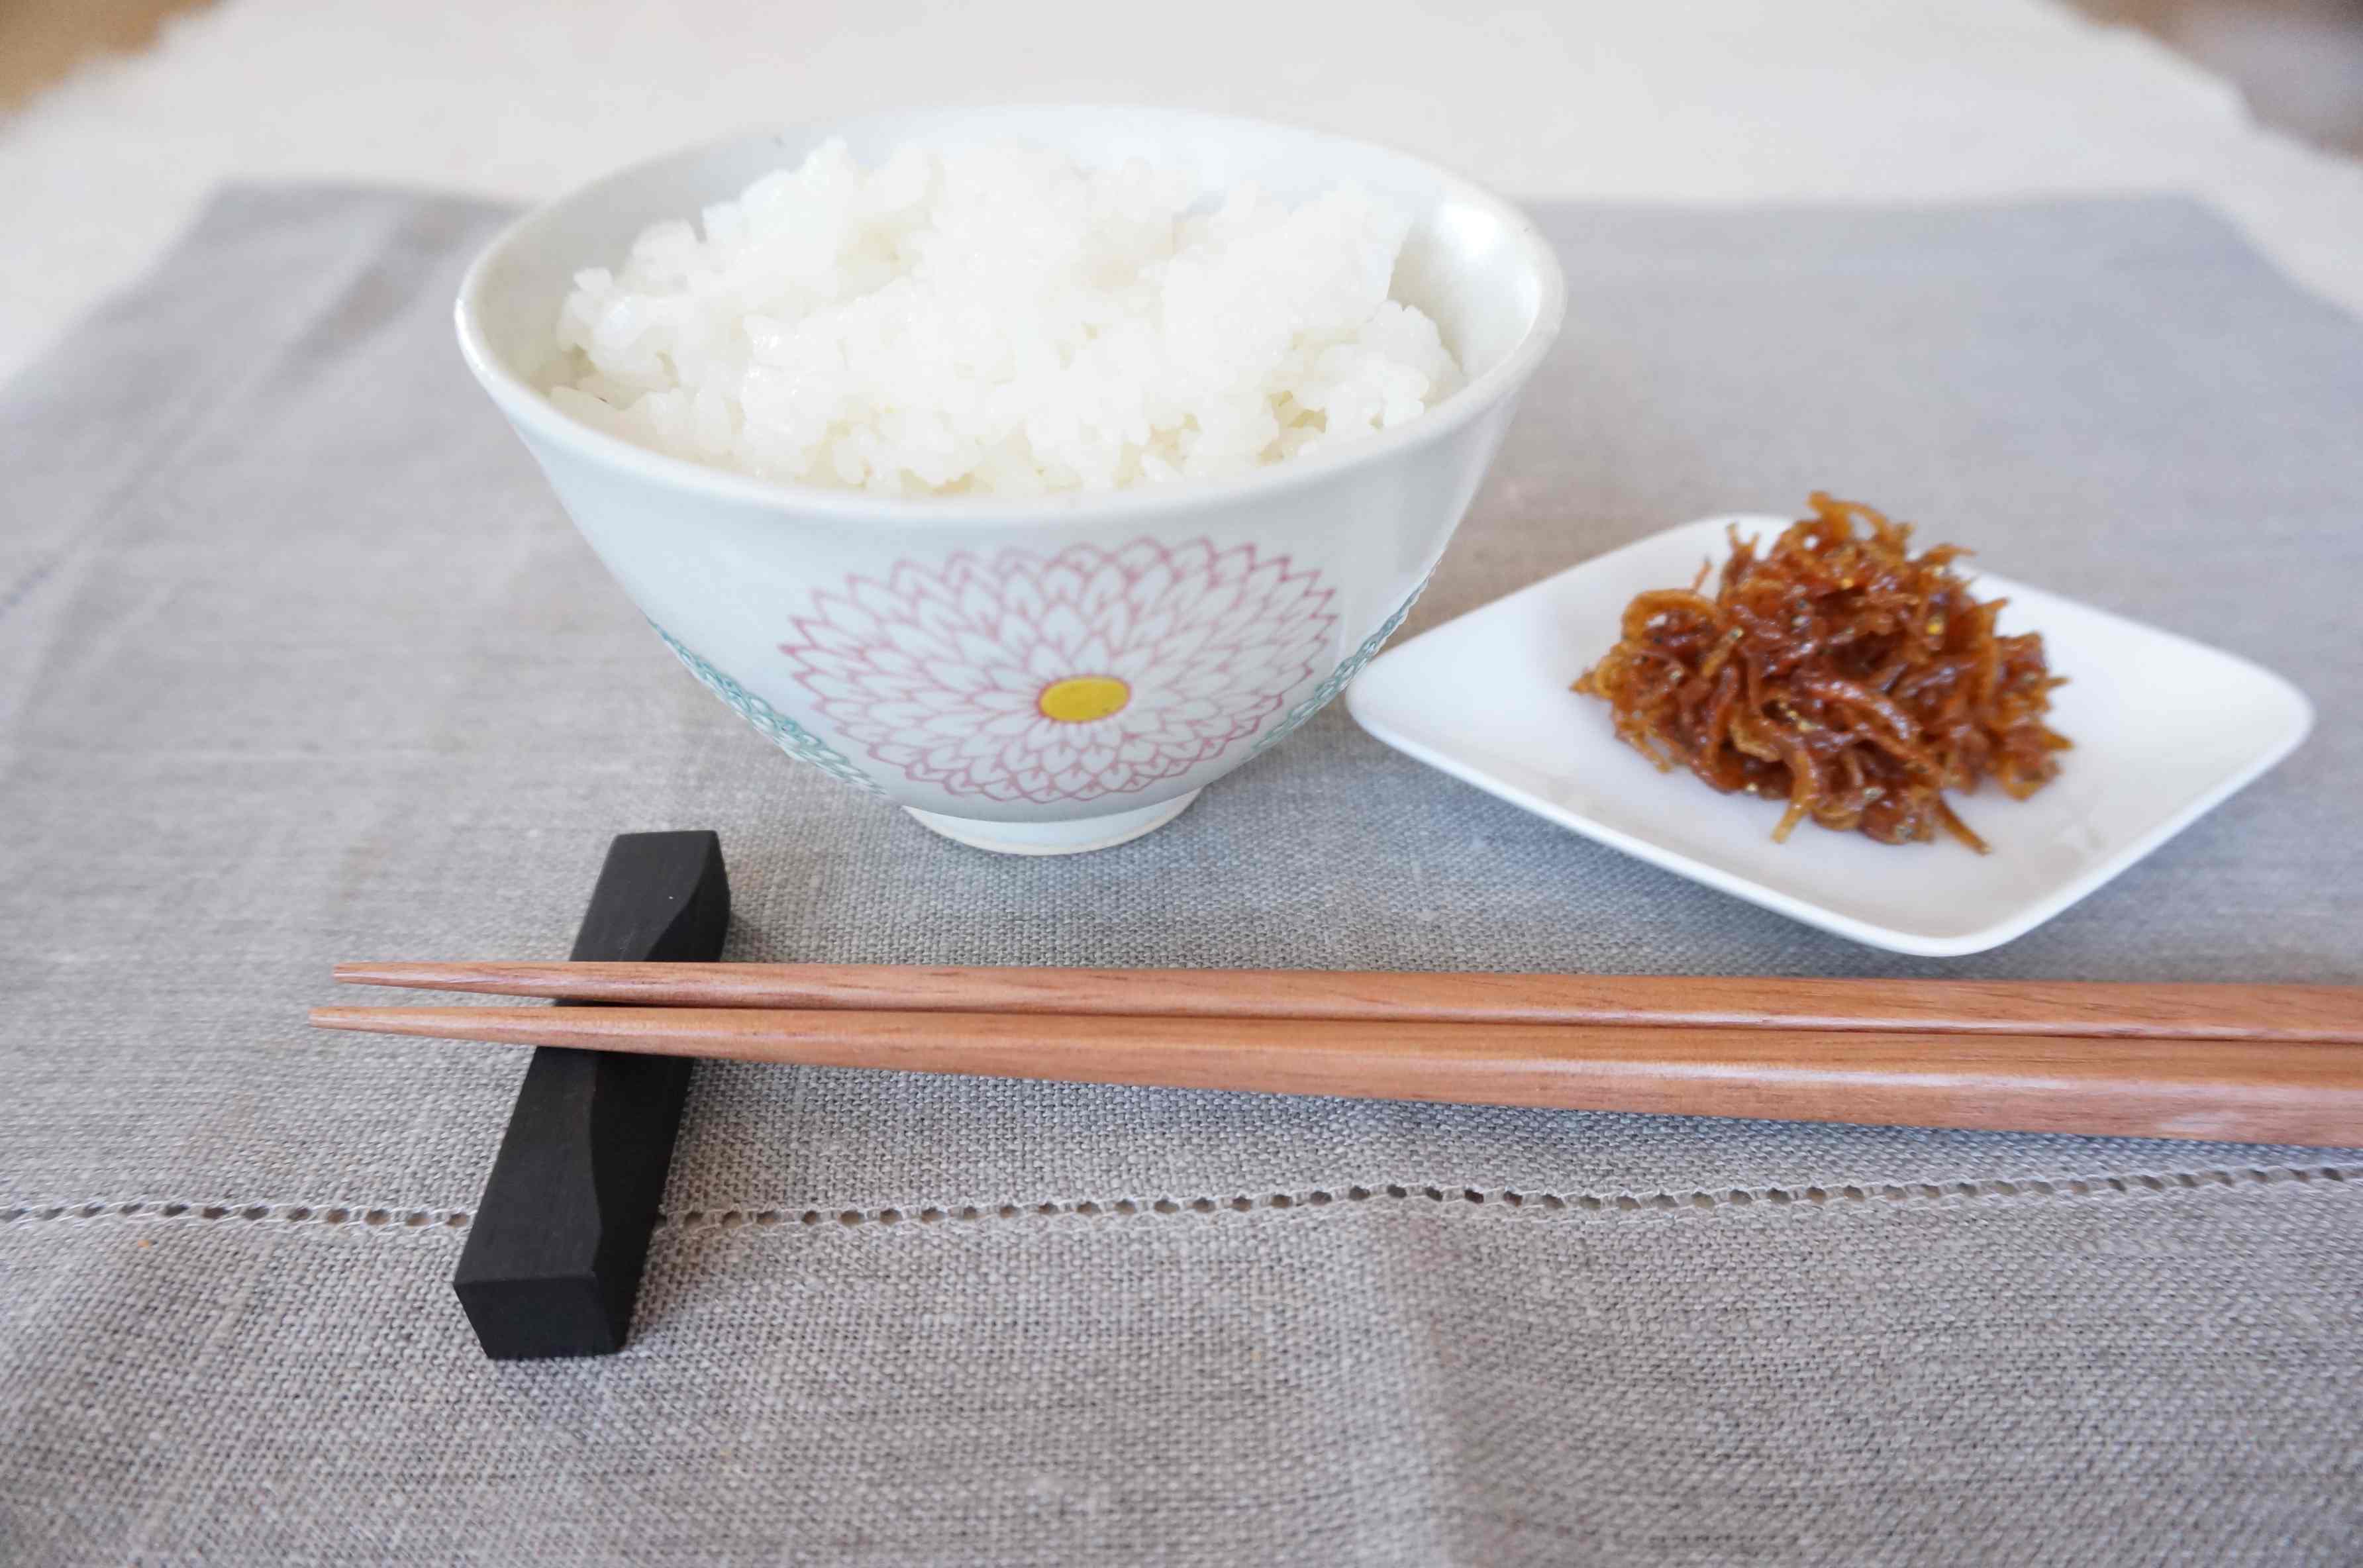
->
452;830;730;1359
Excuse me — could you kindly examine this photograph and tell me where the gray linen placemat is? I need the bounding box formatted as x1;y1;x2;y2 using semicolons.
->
3;186;2360;1566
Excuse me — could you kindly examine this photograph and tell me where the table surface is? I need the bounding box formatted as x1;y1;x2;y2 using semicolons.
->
8;9;2363;1564
6;178;2362;1565
5;0;2363;389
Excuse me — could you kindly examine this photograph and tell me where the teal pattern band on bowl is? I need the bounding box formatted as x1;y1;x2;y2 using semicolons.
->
649;620;886;796
1248;575;1432;759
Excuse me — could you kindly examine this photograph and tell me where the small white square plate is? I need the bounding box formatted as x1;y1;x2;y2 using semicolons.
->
1347;516;2314;956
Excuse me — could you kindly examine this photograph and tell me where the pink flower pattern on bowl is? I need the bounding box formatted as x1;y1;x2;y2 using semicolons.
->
777;538;1336;803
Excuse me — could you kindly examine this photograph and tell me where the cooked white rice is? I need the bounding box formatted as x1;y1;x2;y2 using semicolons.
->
546;140;1462;496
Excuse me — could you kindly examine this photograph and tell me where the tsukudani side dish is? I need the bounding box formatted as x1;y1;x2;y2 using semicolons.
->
1574;494;2069;851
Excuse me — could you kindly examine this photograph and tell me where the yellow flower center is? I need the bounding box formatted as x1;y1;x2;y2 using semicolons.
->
1036;675;1131;724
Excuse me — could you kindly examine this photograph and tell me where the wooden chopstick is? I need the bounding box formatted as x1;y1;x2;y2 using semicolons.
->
307;1004;2363;1147
332;961;2363;1044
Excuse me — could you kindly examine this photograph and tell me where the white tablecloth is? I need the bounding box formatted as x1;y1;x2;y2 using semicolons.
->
5;0;2362;387
11;10;2363;1557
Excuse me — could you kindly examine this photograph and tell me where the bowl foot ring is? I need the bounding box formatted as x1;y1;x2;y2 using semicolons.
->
905;790;1201;856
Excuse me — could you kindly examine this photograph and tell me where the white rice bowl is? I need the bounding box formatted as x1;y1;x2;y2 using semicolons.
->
546;140;1463;497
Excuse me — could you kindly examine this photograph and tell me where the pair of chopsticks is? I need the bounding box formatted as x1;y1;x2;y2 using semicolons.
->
311;963;2363;1146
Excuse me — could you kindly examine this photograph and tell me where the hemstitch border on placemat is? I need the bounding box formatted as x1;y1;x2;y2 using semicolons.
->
7;1159;2352;1238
